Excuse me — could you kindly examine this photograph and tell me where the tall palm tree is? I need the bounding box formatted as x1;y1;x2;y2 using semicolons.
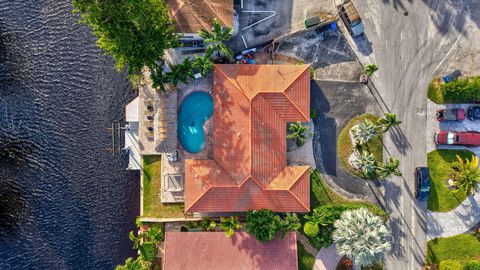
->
351;151;377;178
287;122;310;147
350;119;379;146
150;66;169;92
332;208;391;269
451;155;480;196
193;52;214;76
376;157;402;179
220;216;242;237
198;18;233;59
365;64;379;77
377;112;402;132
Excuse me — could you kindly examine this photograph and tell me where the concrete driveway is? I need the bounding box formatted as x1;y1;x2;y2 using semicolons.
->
343;0;480;269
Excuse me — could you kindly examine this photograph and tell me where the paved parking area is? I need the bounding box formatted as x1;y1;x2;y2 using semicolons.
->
227;0;293;52
427;101;480;156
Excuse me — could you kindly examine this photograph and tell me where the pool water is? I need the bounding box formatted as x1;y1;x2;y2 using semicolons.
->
178;92;213;153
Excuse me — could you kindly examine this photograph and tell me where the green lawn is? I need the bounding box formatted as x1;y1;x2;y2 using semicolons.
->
142;155;184;218
337;114;383;178
427;150;474;212
427;234;480;264
297;241;315;270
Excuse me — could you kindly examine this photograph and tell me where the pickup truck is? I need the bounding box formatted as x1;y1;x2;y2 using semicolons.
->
338;0;364;37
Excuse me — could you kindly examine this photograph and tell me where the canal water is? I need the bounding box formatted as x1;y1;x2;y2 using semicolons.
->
0;1;139;269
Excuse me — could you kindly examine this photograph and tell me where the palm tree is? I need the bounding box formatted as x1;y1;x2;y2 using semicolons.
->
332;208;391;269
287;122;310;147
303;209;329;237
129;231;143;250
144;226;164;244
365;64;379;77
150;66;169;92
115;257;145;270
198;18;234;59
193;52;214;76
377;112;402;132
351;151;377;178
350;119;379;146
220;216;242;237
451;155;480;196
166;58;194;87
376;157;402;179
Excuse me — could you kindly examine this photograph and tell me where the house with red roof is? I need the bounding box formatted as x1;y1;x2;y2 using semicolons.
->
162;232;298;270
184;64;311;213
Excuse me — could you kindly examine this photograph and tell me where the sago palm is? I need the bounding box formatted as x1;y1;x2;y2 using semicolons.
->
365;64;379;77
377;112;402;132
198;18;233;59
220;216;242;237
351;151;376;178
287;122;310;146
376;157;402;179
451;155;480;196
350;119;379;146
332;208;391;268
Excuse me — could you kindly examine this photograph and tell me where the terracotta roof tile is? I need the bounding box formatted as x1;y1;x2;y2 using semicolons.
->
163;232;298;270
185;65;310;213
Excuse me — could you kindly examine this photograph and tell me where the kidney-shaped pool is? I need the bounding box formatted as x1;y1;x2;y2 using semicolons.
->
178;91;213;153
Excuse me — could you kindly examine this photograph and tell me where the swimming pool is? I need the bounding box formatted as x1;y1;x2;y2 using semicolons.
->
178;91;213;153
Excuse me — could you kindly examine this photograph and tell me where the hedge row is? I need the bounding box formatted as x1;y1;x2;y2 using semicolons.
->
428;76;480;104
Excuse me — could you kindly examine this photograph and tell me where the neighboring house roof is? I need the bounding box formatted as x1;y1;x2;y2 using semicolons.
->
162;232;298;270
165;0;233;33
184;64;311;213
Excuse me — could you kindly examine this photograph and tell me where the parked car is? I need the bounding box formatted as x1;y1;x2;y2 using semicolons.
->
338;0;364;37
415;167;430;201
436;108;465;121
467;106;480;120
441;69;461;83
435;131;480;146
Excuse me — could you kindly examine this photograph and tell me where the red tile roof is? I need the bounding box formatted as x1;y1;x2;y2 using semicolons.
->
163;232;298;270
185;65;311;212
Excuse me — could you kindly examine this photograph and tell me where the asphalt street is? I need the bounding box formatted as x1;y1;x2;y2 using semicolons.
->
347;0;480;269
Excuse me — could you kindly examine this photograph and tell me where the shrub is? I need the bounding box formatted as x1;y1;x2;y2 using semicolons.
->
246;209;281;243
465;260;480;270
139;241;157;263
439;259;463;270
303;222;319;237
433;76;480;103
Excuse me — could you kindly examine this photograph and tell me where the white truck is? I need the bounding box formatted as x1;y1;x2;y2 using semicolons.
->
338;0;365;37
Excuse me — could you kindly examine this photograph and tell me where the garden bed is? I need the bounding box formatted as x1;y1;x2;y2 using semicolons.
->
428;76;480;104
427;150;474;212
337;114;383;178
142;155;185;218
306;170;387;249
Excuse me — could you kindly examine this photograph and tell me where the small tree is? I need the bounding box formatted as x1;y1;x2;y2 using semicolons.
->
377;112;402;132
287;122;311;147
332;208;391;268
350;120;379;146
246;209;281;243
451;155;480;196
198;18;233;59
220;216;242;237
365;64;379;77
193;52;214;76
376;157;402;179
351;151;377;178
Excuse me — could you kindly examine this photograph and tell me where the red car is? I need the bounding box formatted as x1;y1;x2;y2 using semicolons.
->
436;108;465;121
435;131;480;146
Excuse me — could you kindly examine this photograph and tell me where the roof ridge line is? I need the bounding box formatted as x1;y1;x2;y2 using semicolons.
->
215;65;251;101
239;175;265;189
286;166;310;189
287;168;310;211
281;66;310;121
185;162;212;212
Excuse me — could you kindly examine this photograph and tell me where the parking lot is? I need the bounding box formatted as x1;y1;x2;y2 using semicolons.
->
227;0;293;53
427;101;480;156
